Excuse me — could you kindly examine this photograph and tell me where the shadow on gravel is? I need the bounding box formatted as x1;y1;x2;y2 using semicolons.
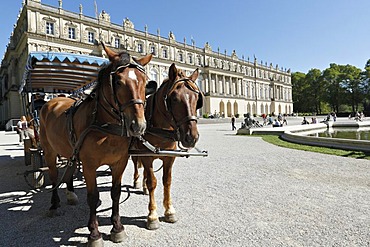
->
0;143;19;146
0;156;148;246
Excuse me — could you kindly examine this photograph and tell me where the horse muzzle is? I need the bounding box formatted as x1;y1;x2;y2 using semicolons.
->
180;130;199;148
127;118;146;137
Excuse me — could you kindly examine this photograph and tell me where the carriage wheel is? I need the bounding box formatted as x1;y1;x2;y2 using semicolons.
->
30;148;45;189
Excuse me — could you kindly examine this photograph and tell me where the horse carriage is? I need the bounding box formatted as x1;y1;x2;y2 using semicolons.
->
19;51;109;189
19;44;207;245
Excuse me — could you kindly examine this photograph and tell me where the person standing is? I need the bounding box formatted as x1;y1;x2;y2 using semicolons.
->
17;116;29;145
231;115;236;130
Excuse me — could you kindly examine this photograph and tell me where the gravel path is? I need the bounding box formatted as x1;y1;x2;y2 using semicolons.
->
0;121;369;247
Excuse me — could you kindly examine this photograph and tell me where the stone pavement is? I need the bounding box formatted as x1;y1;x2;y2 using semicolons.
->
0;122;369;246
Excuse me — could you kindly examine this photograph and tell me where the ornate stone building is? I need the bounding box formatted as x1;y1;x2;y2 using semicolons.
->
0;0;292;126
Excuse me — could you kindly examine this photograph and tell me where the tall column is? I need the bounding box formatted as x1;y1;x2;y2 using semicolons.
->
215;74;218;93
209;73;213;93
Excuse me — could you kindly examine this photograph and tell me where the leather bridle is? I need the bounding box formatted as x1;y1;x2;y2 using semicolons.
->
96;61;147;124
164;78;200;128
146;77;200;142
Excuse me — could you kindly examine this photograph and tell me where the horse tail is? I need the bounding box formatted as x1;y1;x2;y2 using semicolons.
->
136;157;143;169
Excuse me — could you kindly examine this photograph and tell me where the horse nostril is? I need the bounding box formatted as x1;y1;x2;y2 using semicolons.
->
185;134;196;146
185;134;192;143
130;120;146;135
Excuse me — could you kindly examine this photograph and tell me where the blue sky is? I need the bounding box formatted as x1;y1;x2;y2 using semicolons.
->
1;0;369;73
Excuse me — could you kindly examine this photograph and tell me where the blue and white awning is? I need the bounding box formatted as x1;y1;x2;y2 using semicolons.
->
19;52;108;94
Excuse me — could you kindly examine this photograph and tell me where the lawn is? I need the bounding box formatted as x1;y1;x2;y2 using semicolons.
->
258;135;370;160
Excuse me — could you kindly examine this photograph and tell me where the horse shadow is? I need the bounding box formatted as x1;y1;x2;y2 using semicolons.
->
0;156;149;246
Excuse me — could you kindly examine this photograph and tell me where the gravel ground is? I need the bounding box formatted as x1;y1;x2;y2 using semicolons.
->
0;119;369;247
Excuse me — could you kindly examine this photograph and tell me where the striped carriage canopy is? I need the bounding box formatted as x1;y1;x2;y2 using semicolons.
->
19;51;108;94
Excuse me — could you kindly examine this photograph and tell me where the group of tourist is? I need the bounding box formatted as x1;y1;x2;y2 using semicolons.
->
265;113;288;127
350;111;365;121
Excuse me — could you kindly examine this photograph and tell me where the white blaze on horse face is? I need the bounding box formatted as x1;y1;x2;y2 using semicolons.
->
128;70;138;84
185;93;189;101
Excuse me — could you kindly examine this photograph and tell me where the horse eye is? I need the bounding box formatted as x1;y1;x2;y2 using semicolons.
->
171;95;180;103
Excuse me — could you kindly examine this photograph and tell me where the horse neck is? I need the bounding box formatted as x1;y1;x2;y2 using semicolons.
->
95;82;121;124
150;84;173;130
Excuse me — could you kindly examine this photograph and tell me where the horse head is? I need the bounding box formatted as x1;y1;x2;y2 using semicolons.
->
164;63;203;148
100;42;153;137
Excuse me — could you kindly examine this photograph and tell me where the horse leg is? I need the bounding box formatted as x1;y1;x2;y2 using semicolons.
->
142;168;149;195
162;158;178;223
109;161;128;243
65;170;78;205
132;157;141;189
84;169;103;247
43;148;61;217
142;158;159;230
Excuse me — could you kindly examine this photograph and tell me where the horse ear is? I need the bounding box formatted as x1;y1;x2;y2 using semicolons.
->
136;54;152;66
169;63;178;82
101;41;119;62
190;68;199;81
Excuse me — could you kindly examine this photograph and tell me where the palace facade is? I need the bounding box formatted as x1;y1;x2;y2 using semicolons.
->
0;0;292;126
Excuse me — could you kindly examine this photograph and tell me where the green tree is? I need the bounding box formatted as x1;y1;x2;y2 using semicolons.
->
291;72;307;113
339;65;362;112
305;68;323;114
322;64;343;113
361;59;370;111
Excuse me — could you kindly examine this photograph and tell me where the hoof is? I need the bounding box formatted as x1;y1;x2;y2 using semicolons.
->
134;181;141;189
87;237;104;247
164;213;178;223
110;230;128;243
66;191;79;205
147;219;160;230
143;187;149;195
67;198;79;205
47;209;63;218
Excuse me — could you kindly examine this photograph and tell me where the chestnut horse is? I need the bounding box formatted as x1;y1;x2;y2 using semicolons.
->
132;63;203;230
39;43;152;246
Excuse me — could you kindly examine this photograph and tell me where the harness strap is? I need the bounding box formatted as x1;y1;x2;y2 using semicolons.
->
175;115;198;127
146;127;179;142
65;98;82;149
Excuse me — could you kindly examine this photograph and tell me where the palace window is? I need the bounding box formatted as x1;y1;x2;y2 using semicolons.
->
162;49;168;58
68;27;75;39
150;68;158;82
114;38;120;48
162;70;168;81
178;53;183;62
88;32;95;43
150;46;156;55
46;22;54;35
188;54;193;64
260;86;263;98
137;43;143;53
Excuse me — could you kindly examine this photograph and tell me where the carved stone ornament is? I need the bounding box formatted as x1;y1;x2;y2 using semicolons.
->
99;10;111;22
204;42;212;52
123;17;134;31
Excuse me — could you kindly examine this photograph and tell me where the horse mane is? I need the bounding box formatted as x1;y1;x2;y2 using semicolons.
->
159;69;199;95
157;68;184;91
92;51;132;94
